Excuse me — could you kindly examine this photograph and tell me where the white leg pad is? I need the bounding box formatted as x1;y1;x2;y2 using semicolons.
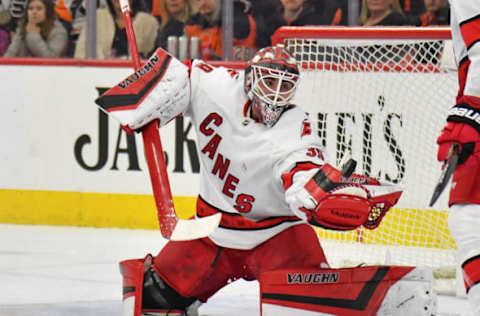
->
376;267;437;316
467;284;480;316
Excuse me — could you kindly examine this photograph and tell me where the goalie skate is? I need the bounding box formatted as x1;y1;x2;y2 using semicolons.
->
121;256;200;316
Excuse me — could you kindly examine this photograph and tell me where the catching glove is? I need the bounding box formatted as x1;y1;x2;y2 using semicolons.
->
285;162;402;231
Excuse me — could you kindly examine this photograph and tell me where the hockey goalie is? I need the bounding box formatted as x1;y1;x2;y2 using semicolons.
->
96;45;436;315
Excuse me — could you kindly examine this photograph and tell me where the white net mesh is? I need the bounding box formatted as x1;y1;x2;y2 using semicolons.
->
274;28;458;278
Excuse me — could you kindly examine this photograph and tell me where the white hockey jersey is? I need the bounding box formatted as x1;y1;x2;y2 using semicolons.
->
95;53;327;250
185;60;326;249
449;0;480;100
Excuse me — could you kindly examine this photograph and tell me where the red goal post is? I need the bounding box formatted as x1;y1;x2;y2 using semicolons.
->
271;26;458;287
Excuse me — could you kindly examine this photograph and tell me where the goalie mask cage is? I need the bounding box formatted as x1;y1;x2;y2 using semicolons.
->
272;26;458;291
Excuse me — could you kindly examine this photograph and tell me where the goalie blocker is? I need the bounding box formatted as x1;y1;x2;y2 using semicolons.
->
260;266;437;316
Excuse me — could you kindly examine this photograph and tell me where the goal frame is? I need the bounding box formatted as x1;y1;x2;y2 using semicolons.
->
269;26;460;295
271;26;452;43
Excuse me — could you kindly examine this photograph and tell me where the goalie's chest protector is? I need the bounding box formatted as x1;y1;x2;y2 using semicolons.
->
186;61;306;249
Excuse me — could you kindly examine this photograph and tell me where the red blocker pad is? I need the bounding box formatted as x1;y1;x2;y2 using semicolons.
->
259;266;415;316
94;48;190;132
95;49;172;114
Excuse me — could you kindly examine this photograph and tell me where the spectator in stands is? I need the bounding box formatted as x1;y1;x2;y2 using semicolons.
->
5;0;28;37
54;0;87;57
273;0;321;26
309;0;349;26
417;0;449;26
400;0;425;16
250;0;278;16
261;0;324;48
244;0;271;48
4;0;67;57
185;0;260;61
153;0;196;50
360;0;413;26
74;0;158;59
54;0;73;33
0;2;11;55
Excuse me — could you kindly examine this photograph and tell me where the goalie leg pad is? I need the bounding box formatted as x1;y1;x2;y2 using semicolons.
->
119;255;198;316
467;284;480;316
259;266;436;316
120;256;148;316
376;267;437;316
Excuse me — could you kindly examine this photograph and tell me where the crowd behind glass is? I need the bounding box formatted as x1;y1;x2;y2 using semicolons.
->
0;0;450;60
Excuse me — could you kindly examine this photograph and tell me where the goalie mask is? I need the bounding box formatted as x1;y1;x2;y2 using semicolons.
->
244;45;300;127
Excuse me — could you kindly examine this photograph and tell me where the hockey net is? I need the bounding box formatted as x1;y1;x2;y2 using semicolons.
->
272;26;459;292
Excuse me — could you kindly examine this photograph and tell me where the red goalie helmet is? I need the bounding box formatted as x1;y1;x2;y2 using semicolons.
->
244;44;300;127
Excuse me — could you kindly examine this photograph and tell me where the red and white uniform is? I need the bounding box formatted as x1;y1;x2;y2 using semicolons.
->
186;60;325;249
95;49;330;305
103;48;423;314
446;1;480;314
449;1;480;102
147;60;329;302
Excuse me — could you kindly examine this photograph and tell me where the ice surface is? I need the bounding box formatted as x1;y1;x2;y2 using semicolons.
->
0;224;469;316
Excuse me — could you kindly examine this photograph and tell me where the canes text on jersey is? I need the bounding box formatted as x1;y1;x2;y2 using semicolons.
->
200;112;255;213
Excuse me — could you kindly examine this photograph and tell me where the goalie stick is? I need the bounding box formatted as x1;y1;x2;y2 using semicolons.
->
117;0;220;240
429;143;460;207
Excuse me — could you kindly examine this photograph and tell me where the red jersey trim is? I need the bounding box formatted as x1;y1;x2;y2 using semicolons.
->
459;14;480;50
243;99;252;118
196;196;301;230
281;162;323;190
183;59;193;77
456;58;471;102
462;254;480;292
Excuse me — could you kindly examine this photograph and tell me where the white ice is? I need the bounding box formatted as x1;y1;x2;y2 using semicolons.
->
0;224;470;316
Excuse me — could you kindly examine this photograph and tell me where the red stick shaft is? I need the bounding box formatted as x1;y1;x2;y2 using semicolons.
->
122;6;177;238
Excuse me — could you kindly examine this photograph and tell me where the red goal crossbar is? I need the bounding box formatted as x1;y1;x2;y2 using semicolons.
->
271;26;453;73
271;26;452;44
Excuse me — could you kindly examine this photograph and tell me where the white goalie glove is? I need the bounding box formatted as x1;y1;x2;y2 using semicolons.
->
95;48;190;132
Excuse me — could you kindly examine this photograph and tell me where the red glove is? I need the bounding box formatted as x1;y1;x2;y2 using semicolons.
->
436;99;480;205
437;97;480;164
307;185;372;231
307;184;402;231
437;123;479;164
